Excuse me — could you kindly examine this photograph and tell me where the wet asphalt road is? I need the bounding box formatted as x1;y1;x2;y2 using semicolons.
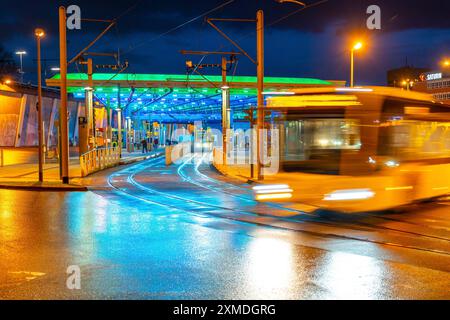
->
1;156;450;299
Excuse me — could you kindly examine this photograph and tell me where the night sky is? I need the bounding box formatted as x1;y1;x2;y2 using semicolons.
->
1;0;449;85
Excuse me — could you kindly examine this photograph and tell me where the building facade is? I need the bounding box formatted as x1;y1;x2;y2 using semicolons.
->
413;71;450;104
387;66;430;88
0;82;82;147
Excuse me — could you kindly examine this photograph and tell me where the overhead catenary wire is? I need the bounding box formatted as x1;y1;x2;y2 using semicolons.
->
73;1;140;86
267;0;329;29
178;0;329;114
122;0;236;55
81;0;330;116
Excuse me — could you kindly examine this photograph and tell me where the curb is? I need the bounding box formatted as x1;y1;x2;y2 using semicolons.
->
210;163;260;185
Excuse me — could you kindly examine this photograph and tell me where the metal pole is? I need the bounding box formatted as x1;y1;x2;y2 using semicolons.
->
256;10;264;180
59;6;70;184
106;98;112;147
68;20;116;65
87;58;95;144
350;49;354;87
117;84;122;158
84;89;92;143
19;54;24;83
221;56;227;166
36;36;44;182
249;107;255;179
125;116;129;152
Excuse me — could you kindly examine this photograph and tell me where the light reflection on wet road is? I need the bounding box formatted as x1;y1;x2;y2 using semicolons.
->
1;156;450;299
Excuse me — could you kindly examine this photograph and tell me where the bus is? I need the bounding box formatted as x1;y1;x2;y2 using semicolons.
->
255;87;450;213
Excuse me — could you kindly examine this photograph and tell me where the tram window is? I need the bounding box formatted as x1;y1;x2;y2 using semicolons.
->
378;120;450;160
282;119;361;174
378;98;450;161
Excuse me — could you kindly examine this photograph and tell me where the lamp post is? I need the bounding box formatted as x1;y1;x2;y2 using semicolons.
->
350;42;363;87
35;28;45;183
59;6;70;184
401;79;414;91
117;84;122;158
15;50;26;83
256;10;264;180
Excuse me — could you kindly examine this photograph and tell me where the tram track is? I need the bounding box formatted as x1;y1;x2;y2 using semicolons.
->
106;156;450;257
365;209;450;229
198;162;450;236
176;155;450;243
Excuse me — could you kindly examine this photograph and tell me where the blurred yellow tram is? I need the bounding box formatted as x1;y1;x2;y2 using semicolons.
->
256;87;450;213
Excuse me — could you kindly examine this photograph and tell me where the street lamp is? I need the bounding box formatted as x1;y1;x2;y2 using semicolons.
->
15;50;27;82
35;28;45;183
350;41;363;87
401;79;414;91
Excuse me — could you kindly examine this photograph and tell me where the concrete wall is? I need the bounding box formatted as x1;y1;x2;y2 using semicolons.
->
0;85;81;148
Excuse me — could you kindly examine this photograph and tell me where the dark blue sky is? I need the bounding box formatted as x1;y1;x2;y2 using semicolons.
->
2;0;450;85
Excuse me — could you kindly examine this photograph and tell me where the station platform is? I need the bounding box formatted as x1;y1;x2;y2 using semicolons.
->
0;149;163;191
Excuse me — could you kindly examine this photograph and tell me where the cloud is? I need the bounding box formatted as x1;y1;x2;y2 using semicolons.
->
1;0;449;85
1;0;450;43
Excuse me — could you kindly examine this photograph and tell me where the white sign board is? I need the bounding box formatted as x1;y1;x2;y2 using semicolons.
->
426;73;442;81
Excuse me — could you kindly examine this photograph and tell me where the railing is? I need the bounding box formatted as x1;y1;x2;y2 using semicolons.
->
80;147;121;177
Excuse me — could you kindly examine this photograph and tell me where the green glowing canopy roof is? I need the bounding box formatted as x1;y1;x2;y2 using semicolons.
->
45;73;340;118
49;73;332;86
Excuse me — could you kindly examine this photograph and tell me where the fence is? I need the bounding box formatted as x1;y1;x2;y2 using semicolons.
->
80;147;121;177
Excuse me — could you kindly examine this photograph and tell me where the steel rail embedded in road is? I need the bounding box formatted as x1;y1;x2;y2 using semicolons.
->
105;156;450;257
177;155;450;243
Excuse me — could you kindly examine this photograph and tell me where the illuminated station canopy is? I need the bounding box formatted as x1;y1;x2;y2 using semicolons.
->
47;73;341;122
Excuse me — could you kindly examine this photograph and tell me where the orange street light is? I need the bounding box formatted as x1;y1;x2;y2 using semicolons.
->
353;42;363;51
401;79;413;91
350;41;363;87
35;28;45;38
443;59;450;67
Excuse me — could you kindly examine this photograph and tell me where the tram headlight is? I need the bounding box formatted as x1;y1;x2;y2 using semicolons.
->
385;160;400;168
253;184;293;201
324;189;375;201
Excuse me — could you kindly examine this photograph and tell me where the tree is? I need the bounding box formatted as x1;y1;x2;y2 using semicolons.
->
0;45;18;79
